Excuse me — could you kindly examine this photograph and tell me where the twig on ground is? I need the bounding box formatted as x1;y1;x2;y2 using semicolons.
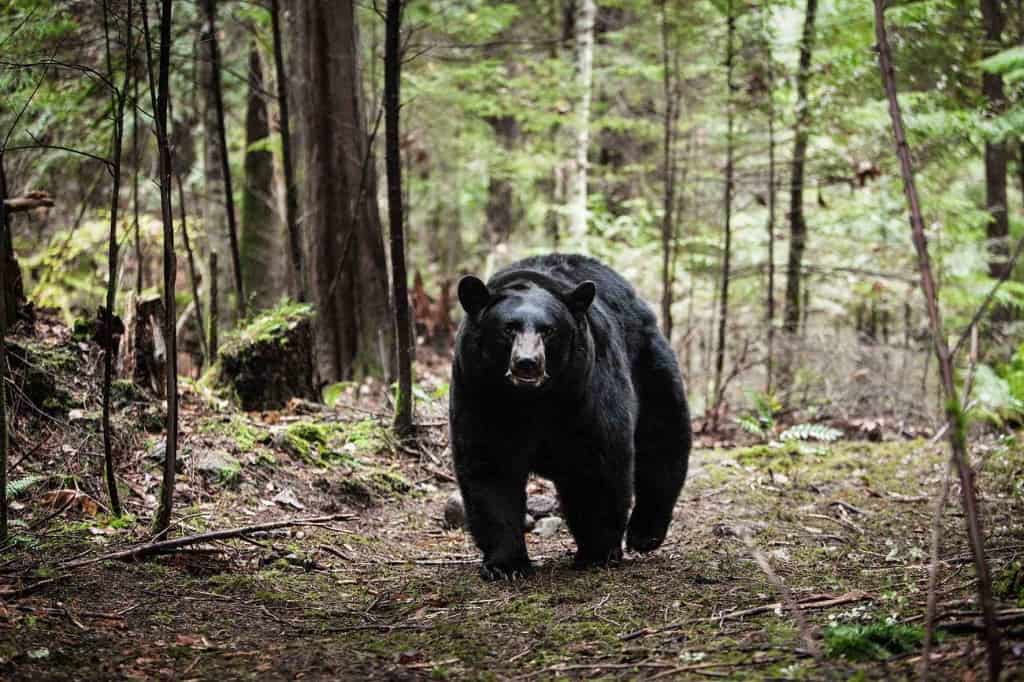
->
58;514;352;569
739;532;827;670
921;458;954;679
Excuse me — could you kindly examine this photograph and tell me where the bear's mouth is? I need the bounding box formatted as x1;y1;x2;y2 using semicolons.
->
505;368;549;388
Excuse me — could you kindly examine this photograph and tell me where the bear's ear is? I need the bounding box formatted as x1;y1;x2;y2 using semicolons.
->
458;275;492;316
567;280;596;314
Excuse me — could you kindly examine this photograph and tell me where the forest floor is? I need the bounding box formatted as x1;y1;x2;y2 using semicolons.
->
1;322;1024;680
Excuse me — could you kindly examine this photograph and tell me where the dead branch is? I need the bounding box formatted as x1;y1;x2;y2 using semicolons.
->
3;193;53;213
58;514;353;569
873;2;1002;677
739;532;826;669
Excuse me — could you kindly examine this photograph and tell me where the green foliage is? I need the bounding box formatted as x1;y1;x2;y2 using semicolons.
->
969;364;1024;426
823;622;926;661
6;474;46;501
736;391;781;439
779;423;843;443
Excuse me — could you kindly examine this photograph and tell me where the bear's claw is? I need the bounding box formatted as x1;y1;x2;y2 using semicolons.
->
479;560;534;581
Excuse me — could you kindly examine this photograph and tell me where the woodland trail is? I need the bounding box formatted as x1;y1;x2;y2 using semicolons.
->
3;421;1023;680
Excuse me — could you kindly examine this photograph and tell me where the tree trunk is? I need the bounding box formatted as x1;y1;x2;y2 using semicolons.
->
100;0;132;518
142;0;178;537
269;0;306;302
200;0;245;319
385;0;413;435
567;0;595;237
177;172;208;364
485;116;520;246
783;0;818;335
198;19;229;328
132;59;144;296
659;1;681;341
240;43;278;309
873;4;1002;677
711;0;735;423
763;9;777;395
0;160;25;329
0;175;7;544
981;0;1010;285
286;0;395;384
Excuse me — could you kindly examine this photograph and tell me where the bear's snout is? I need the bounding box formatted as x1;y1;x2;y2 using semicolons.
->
507;331;548;387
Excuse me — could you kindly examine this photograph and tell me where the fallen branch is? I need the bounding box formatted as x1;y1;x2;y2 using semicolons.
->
715;590;870;622
739;532;828;671
58;514;352;569
3;192;53;213
619;591;870;643
937;610;1024;634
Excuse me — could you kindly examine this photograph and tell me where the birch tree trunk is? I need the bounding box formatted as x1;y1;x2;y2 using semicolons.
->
567;0;595;238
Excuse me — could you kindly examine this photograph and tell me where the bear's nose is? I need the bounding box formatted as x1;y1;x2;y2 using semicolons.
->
514;357;539;374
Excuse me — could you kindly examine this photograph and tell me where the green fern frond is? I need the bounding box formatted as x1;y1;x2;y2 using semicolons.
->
779;423;843;443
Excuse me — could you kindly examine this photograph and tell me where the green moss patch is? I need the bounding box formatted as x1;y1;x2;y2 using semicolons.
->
824;622;927;661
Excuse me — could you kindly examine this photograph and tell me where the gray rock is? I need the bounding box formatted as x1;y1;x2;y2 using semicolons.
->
443;491;466;529
532;516;563;538
195;450;242;486
526;494;559;519
524;513;536;532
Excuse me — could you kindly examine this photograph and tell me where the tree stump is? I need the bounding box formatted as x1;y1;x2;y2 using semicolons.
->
217;302;316;411
118;292;167;397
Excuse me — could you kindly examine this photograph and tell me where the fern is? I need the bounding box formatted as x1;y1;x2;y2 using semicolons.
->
6;474;46;501
779;423;843;443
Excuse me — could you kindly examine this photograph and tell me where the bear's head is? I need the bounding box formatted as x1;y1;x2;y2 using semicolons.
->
457;275;595;391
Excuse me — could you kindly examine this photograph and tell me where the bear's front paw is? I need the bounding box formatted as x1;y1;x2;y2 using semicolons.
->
479;558;534;581
626;532;666;554
573;546;623;570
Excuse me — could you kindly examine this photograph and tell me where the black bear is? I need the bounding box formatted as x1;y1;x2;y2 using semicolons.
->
450;253;691;580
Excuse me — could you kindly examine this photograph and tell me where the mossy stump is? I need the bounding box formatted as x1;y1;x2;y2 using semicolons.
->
218;303;317;411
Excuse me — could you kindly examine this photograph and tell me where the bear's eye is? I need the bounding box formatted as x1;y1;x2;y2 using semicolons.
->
502;322;518;338
538;326;555;339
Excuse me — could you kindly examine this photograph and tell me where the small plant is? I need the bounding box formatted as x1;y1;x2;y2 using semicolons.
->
779;423;843;443
823;622;926;661
6;475;46;501
735;391;781;439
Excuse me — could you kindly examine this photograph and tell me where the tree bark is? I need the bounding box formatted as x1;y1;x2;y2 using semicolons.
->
200;0;245;319
177;172;208;365
285;0;395;384
269;0;306;302
100;0;131;519
659;1;681;341
240;43;278;309
873;4;1002;678
0;175;7;544
763;10;777;395
142;0;178;537
0;160;26;329
385;0;413;435
208;251;218;359
132;57;144;296
485;115;520;246
567;0;595;237
783;0;818;335
711;0;736;423
981;0;1011;286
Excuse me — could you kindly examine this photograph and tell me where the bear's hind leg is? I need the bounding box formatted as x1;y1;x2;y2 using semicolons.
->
627;333;692;553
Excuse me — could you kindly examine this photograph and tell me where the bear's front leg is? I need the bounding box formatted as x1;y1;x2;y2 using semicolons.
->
457;467;532;581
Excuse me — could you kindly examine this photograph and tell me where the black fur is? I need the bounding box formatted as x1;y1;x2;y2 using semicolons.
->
450;254;692;580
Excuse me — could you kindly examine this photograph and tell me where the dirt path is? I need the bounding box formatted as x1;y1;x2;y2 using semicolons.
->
3;430;1023;680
